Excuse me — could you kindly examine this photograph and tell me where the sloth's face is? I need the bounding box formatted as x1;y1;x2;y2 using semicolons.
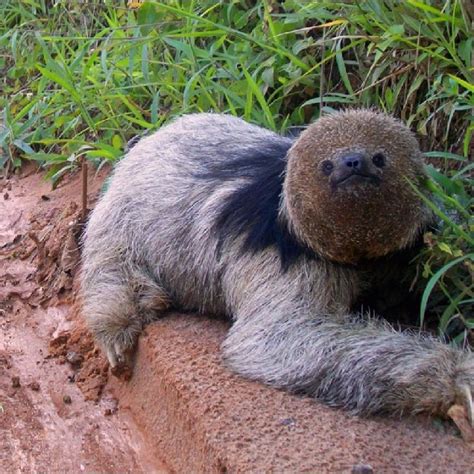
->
284;109;430;264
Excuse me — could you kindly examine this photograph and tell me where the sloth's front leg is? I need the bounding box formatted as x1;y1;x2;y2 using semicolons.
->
222;303;474;420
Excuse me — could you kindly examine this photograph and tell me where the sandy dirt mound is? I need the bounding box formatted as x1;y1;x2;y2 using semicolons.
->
0;166;167;473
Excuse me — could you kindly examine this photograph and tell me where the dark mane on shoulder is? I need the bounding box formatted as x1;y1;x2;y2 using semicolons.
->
196;139;317;270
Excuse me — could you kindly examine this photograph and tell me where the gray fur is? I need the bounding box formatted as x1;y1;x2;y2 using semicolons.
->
81;112;473;417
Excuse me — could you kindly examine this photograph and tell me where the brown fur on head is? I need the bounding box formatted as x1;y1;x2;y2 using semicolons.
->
284;109;430;264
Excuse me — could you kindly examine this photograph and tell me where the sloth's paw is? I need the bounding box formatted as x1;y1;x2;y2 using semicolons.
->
96;323;140;380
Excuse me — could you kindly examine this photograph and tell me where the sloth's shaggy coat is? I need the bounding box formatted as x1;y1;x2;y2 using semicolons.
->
81;111;473;417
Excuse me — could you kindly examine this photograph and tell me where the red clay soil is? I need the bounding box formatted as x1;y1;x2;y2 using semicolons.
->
0;167;167;473
1;165;473;473
115;316;474;473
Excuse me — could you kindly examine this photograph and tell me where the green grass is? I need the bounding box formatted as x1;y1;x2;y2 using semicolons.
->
0;0;472;341
414;161;473;345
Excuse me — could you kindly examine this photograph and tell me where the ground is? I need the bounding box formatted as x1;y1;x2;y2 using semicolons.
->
0;166;167;473
0;164;472;473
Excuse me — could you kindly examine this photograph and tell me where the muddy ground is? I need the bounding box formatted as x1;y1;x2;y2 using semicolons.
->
0;166;168;473
1;165;472;473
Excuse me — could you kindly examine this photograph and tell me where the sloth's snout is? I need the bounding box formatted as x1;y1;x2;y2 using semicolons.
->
341;152;365;170
329;152;380;187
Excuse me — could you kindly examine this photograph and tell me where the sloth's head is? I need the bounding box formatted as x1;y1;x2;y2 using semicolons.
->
284;109;430;264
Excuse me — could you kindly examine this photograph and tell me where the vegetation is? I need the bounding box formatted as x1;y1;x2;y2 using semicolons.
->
0;0;472;342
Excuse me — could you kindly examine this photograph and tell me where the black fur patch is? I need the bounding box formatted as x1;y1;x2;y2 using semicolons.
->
196;139;317;270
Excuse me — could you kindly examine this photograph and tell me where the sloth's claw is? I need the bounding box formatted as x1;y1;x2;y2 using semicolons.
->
460;384;474;427
106;345;119;368
105;342;134;380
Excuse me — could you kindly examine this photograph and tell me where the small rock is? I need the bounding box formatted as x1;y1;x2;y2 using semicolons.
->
29;381;40;391
11;376;20;388
67;373;76;383
104;408;112;416
3;192;9;200
280;417;296;426
63;394;72;404
352;464;374;474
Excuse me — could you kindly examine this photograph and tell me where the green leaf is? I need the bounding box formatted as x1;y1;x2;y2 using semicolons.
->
242;67;275;130
386;24;405;36
261;67;274;88
437;242;453;255
137;2;159;36
448;74;474;92
151;92;160;124
423;151;466;162
29;152;67;162
13;139;34;155
335;39;354;95
112;135;123;150
141;43;149;82
420;254;474;326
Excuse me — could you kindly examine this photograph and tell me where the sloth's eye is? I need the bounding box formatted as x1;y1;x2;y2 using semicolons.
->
321;160;334;175
372;153;386;168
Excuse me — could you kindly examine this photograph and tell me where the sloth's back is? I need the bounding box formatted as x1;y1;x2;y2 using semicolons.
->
83;114;293;314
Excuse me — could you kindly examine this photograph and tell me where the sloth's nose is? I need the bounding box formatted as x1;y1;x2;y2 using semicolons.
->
331;152;379;188
341;153;365;170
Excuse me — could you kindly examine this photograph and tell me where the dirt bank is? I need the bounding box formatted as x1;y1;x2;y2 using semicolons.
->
1;165;472;473
0;166;167;473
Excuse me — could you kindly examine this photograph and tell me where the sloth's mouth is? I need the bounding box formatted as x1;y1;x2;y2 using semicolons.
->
332;172;381;187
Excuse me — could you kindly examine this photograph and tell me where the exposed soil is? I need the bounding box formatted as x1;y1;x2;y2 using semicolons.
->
113;314;474;473
0;165;168;473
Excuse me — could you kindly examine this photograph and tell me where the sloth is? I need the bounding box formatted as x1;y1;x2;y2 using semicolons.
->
81;110;473;419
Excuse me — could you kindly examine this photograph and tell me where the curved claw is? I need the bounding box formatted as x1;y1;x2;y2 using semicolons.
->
106;346;119;368
105;343;134;380
461;384;473;428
